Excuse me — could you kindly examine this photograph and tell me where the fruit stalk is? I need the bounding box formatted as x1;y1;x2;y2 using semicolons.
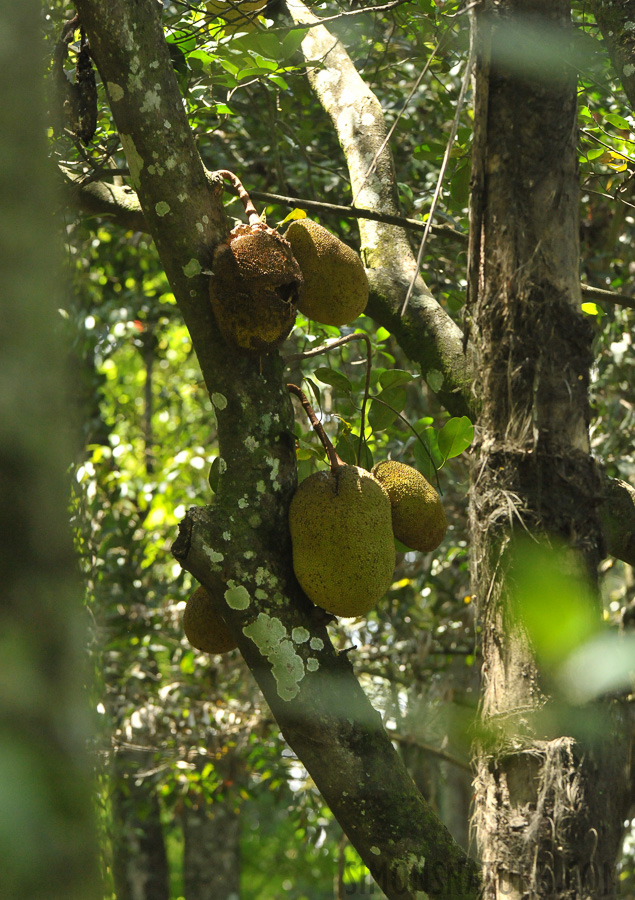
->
287;383;343;473
216;169;260;225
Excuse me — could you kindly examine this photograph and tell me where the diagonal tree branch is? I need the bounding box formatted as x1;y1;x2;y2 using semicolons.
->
285;0;474;417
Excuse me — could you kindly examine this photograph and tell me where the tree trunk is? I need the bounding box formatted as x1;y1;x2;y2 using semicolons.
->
111;751;169;900
0;3;100;899
468;2;631;896
182;794;241;900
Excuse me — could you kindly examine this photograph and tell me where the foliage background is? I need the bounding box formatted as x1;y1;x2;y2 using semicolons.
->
43;0;635;895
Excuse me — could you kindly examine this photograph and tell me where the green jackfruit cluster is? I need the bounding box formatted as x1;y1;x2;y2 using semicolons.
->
289;464;395;617
372;460;447;552
209;222;304;354
183;585;238;654
284;219;369;326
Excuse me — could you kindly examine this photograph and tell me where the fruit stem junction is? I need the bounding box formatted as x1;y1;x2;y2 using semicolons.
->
287;383;344;473
216;169;261;225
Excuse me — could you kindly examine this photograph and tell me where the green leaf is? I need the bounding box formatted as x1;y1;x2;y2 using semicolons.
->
510;539;600;666
413;428;442;482
268;75;289;91
438;416;474;461
335;432;372;469
581;301;604;317
313;367;352;392
450;163;471;206
379;369;414;389
368;387;407;431
427;369;444;392
585;147;604;161
604;113;631;130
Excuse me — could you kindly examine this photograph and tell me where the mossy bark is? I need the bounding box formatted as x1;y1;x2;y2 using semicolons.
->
468;2;632;896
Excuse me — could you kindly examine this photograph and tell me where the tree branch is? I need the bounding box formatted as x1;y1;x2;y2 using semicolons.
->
285;0;474;415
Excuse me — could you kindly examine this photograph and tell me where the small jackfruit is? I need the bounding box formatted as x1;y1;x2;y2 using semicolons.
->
206;0;266;33
372;460;447;552
284;219;369;326
183;585;238;654
289;465;395;616
210;222;303;354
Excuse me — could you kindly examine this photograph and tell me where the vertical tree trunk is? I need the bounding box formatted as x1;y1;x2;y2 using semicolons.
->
182;795;241;900
110;751;170;900
468;2;631;897
0;3;100;899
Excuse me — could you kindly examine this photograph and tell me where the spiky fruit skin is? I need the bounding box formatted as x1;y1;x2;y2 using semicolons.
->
209;222;303;354
371;460;447;552
206;0;266;33
284;219;369;326
183;586;238;654
289;465;395;616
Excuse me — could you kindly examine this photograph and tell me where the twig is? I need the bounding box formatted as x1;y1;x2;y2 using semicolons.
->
216;169;260;224
287;383;344;472
285;334;372;466
401;32;476;317
352;38;443;206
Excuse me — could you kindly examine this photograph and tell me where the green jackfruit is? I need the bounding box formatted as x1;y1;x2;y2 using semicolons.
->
289;464;395;616
284;219;369;326
372;460;447;552
183;585;238;654
210;222;303;354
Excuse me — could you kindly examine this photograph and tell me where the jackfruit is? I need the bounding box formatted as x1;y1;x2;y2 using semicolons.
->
289;464;395;616
284;219;369;326
210;222;303;354
183;585;238;654
371;460;447;552
206;0;267;34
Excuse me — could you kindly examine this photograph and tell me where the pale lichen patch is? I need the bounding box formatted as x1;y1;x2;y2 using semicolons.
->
245;436;259;452
203;546;224;565
211;393;228;410
218;458;227;474
183;258;202;278
238;498;249;509
255;588;268;600
141;87;162;114
155;201;170;217
310;637;324;651
370;847;381;856
292;627;310;644
307;658;319;672
242;613;305;700
256;481;266;494
222;531;232;541
107;82;125;102
225;582;251;610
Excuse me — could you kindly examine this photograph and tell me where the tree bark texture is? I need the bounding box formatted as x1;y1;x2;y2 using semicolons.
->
0;3;100;899
111;751;170;900
74;1;480;895
590;0;635;113
468;2;631;897
182;792;241;900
